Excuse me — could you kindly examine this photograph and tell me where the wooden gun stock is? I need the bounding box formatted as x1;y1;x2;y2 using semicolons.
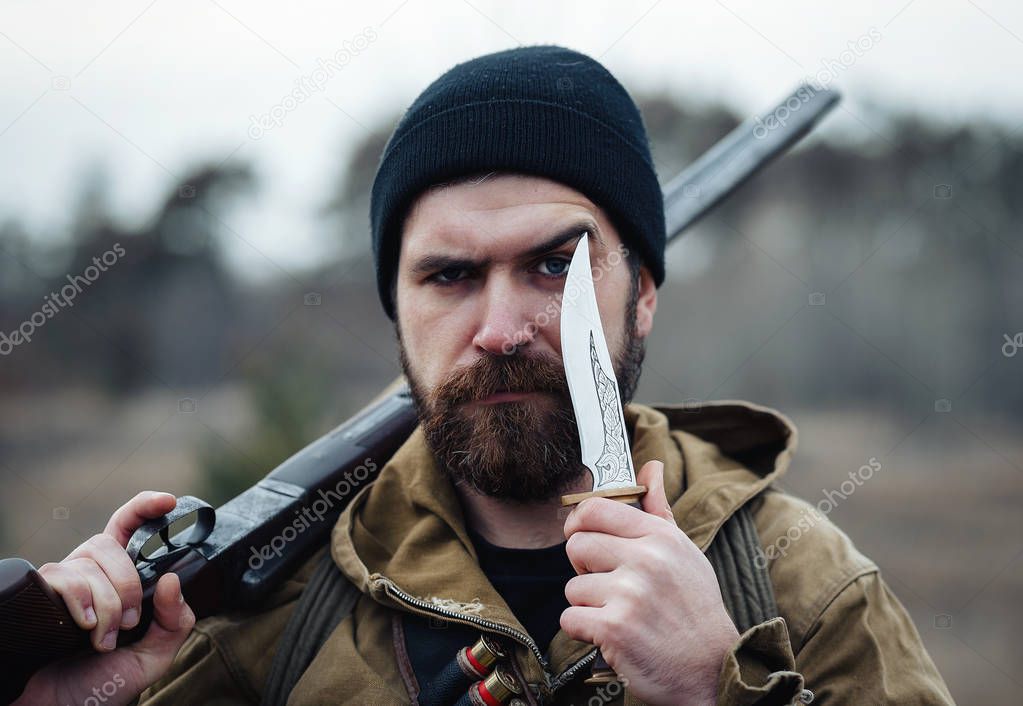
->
0;549;221;704
0;558;89;702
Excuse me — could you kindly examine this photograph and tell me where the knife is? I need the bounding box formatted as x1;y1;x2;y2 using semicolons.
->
560;232;646;506
559;231;646;684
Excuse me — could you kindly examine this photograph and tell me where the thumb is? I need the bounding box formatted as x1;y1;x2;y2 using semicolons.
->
637;460;675;524
129;573;195;676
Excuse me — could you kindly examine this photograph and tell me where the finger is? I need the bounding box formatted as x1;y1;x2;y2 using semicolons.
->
563;496;664;541
72;559;124;651
560;605;602;646
564;571;617;608
103;491;177;547
637;460;675;523
129;573;195;673
150;573;194;634
565;531;630;574
68;534;143;629
37;561;99;631
140;572;193;642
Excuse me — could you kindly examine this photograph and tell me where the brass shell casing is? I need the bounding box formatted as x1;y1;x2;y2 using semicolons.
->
470;634;505;670
481;666;521;703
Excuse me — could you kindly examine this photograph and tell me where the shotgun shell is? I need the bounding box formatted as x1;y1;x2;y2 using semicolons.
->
421;634;508;705
474;666;521;706
462;633;506;675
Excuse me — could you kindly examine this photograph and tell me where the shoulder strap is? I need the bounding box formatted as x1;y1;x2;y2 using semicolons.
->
705;504;778;632
261;550;360;706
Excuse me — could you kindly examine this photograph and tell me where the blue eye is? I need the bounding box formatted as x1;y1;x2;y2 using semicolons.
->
537;256;570;276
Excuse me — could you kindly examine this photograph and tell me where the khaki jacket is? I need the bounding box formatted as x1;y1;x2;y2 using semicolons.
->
139;401;954;705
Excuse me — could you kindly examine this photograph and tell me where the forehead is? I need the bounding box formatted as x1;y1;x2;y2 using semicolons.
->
399;174;617;261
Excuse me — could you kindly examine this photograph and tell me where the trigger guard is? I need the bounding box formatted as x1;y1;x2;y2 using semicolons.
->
126;496;216;565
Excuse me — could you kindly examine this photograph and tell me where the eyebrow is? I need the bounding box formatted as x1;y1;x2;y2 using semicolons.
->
409;219;605;276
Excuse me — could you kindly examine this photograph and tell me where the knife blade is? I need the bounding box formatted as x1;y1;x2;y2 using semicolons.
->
560;233;637;493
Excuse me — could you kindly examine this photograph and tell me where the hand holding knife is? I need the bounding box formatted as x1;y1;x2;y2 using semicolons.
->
558;234;742;702
559;232;648;683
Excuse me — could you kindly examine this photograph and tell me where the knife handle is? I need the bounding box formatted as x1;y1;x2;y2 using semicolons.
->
560;485;647;685
560;484;646;507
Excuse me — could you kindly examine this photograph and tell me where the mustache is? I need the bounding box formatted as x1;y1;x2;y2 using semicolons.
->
432;352;570;406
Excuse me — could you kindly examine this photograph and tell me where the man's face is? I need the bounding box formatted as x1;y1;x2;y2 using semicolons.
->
394;174;657;503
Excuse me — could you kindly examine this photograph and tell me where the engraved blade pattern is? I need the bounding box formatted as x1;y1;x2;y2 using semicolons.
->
589;331;633;486
560;233;636;491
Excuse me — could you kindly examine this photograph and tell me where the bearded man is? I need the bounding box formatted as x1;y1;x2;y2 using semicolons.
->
18;46;954;706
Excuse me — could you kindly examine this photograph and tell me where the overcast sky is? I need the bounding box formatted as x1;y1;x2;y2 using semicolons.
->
2;0;1021;280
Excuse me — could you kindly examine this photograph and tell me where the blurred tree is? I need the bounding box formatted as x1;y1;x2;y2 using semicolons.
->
320;120;396;268
4;162;258;392
197;338;338;505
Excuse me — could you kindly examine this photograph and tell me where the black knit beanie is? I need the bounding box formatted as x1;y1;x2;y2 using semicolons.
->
370;44;665;319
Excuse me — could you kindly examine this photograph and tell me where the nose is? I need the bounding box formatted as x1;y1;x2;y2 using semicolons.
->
471;277;536;356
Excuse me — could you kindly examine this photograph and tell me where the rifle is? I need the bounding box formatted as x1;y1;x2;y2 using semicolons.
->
0;83;839;702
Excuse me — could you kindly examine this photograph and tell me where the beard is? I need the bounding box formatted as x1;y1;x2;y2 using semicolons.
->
398;297;646;503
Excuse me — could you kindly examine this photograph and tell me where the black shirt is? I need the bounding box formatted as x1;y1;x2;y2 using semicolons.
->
467;526;578;653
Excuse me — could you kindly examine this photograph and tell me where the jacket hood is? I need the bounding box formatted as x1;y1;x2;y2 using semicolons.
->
655;399;798;550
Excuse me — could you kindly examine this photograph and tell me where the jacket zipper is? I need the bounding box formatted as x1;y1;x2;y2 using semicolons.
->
379;577;551;676
549;649;598;691
378;576;601;699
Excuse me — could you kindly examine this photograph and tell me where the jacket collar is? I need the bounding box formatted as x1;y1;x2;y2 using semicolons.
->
656;399;798;550
330;400;797;678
